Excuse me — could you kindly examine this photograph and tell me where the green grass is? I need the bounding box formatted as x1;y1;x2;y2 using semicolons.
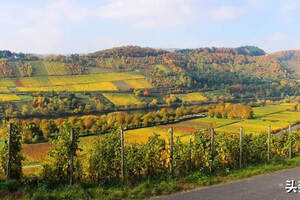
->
252;104;295;118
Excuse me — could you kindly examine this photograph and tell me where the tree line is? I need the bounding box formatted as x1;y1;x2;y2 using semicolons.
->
0;105;208;144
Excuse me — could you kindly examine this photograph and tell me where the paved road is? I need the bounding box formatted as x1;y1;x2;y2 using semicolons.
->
152;167;300;200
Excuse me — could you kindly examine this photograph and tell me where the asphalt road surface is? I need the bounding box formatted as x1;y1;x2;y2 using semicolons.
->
152;166;300;200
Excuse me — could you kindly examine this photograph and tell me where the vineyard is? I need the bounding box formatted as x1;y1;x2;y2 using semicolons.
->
0;72;152;92
2;122;300;200
102;93;144;106
175;92;208;103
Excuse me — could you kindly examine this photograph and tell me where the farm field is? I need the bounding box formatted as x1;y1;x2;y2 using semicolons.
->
0;94;20;101
0;73;146;87
124;79;153;89
0;72;152;92
252;103;295;117
215;119;289;135
0;87;9;92
103;93;144;106
112;79;153;91
175;92;208;103
18;82;118;92
261;111;300;124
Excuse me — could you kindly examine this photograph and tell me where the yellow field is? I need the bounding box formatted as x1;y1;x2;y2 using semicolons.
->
216;119;289;135
103;93;143;106
0;72;151;92
0;94;21;101
0;73;146;88
124;79;153;89
0;79;15;87
72;82;118;91
17;85;75;92
0;87;9;92
125;126;193;144
176;92;208;102
18;82;118;92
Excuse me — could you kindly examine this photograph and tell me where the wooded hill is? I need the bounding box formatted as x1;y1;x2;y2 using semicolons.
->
0;46;300;98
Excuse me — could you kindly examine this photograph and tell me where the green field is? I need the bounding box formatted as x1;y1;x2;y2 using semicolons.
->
261;111;300;124
103;93;144;106
252;103;295;117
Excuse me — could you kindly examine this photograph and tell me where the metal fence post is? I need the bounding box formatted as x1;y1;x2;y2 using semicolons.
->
6;123;12;180
289;124;292;159
69;128;74;185
188;138;192;172
267;125;271;162
210;128;214;173
239;126;243;169
169;127;174;175
120;128;125;181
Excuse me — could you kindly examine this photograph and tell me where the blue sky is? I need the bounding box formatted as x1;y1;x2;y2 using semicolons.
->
0;0;299;54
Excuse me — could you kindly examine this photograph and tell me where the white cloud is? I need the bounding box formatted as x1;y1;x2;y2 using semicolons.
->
251;33;300;53
209;6;244;22
98;0;196;28
266;33;286;42
280;0;299;12
0;0;94;54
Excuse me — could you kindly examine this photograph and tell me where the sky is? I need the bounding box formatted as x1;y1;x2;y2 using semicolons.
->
0;0;300;54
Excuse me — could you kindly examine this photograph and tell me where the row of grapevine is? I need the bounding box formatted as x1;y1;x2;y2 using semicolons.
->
0;124;299;186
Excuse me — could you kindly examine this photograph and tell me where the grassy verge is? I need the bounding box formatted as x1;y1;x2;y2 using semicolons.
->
2;157;300;200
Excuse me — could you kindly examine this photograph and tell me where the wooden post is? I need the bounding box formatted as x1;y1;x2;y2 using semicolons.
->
169;127;174;175
289;124;292;159
210;128;214;173
6;123;12;180
267;125;271;162
69;129;74;185
120;128;125;181
188;138;192;172
239;126;243;169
